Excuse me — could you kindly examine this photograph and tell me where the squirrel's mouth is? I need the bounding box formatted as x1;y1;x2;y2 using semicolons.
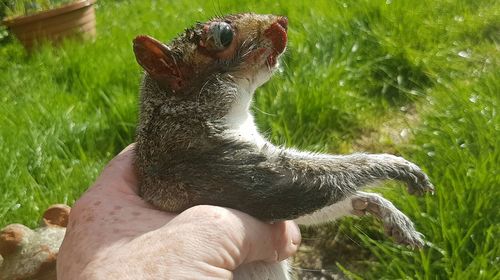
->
264;17;288;67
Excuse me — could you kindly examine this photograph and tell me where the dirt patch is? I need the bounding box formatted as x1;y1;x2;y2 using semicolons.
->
352;105;420;153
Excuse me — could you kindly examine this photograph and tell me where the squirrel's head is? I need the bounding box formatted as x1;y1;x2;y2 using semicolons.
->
133;13;288;96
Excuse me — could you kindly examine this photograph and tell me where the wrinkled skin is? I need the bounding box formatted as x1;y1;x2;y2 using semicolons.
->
57;145;300;279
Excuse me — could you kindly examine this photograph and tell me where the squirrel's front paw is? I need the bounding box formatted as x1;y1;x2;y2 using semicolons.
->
352;192;425;248
388;155;434;196
403;162;434;196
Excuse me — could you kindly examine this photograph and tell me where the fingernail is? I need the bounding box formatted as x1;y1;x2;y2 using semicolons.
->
289;221;301;245
118;143;135;155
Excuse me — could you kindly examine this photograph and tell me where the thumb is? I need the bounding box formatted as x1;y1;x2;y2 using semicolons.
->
242;220;301;264
167;206;301;270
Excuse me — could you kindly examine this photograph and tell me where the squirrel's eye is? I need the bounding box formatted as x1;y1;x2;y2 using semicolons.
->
210;22;233;49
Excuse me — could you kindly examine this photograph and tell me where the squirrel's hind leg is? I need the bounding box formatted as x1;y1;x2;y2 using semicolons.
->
295;191;424;248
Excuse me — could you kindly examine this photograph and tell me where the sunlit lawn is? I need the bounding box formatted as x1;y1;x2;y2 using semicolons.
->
1;0;498;278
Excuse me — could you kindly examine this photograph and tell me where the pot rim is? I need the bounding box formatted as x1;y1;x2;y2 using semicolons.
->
2;0;96;27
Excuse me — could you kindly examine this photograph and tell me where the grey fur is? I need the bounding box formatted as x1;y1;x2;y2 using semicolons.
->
133;11;434;244
133;14;434;279
135;72;434;221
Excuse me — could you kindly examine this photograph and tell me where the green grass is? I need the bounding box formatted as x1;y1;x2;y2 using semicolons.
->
1;0;498;279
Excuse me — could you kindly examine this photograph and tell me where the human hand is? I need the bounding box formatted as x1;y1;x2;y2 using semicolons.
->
57;145;301;279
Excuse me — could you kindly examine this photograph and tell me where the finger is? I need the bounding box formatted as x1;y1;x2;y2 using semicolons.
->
244;220;301;264
91;143;139;195
118;143;136;155
164;206;301;268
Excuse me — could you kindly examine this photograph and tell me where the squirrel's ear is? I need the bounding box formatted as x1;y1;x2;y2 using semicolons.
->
133;35;186;92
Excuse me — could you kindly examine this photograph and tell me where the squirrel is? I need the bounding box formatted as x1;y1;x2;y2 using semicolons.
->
132;13;434;280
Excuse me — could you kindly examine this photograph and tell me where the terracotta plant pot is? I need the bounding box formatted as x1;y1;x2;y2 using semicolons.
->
2;0;96;50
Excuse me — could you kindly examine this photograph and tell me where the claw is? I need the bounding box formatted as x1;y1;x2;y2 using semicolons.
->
427;182;436;195
407;172;434;196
